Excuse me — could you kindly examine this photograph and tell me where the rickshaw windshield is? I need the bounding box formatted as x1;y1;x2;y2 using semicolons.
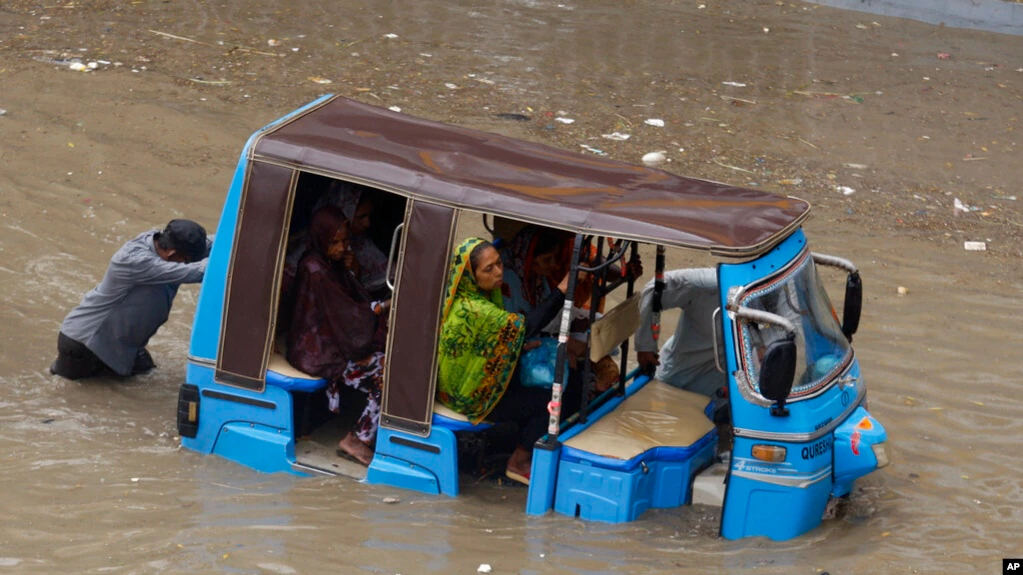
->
738;252;850;395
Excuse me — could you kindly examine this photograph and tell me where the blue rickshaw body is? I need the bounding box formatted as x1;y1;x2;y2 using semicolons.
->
178;97;887;543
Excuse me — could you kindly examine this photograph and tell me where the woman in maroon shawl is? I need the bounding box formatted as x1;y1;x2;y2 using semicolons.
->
287;206;390;464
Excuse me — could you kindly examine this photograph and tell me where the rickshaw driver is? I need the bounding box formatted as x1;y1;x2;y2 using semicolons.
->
51;220;213;380
635;268;727;398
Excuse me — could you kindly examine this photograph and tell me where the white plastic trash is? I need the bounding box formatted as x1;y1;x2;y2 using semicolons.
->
602;132;630;141
642;151;667;166
477;564;492;573
964;241;987;251
644;118;665;127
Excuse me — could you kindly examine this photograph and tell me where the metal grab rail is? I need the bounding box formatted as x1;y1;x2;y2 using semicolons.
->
811;252;857;274
385;223;404;290
730;306;797;335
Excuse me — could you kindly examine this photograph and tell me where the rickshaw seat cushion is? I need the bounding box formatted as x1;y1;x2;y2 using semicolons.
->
432;402;492;431
265;353;328;392
589;293;642;362
561;380;715;470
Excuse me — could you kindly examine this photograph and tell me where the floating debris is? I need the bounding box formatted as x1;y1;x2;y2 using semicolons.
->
477;565;492;574
495;113;530;121
554;117;575;124
580;144;607;155
837;186;856;196
722;81;747;87
186;78;232;85
642;151;667;166
308;76;332;84
602;132;630;141
721;95;757;105
384;33;399;39
382;497;401;504
388;106;402;112
713;159;754;174
268;39;282;47
897;286;909;296
963;241;987;251
644;118;665;127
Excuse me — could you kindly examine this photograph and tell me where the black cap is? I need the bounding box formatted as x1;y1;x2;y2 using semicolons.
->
162;219;208;263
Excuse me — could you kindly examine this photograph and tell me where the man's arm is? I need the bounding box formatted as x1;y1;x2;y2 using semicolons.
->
110;247;208;286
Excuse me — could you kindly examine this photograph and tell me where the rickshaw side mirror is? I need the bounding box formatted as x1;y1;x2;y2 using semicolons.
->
842;272;862;340
760;335;797;416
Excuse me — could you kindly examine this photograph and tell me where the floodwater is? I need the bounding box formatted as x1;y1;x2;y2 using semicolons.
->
1;0;1022;573
807;0;1023;36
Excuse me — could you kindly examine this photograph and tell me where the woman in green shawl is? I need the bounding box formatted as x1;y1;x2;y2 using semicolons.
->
437;238;578;485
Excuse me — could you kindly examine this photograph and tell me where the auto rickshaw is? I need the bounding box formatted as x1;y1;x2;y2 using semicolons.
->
178;94;889;541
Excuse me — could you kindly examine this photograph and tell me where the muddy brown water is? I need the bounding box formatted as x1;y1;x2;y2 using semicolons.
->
1;0;1022;573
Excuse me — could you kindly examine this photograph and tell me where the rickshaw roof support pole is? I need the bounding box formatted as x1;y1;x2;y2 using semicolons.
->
544;233;585;445
616;241;639;396
577;236;607;425
646;245;667;375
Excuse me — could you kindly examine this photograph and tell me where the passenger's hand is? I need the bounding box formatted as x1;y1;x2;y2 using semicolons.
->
557;271;586;294
626;256;643;279
557;272;569;294
637;351;660;372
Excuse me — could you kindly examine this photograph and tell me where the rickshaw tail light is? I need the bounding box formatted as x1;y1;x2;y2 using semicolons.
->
751;445;787;463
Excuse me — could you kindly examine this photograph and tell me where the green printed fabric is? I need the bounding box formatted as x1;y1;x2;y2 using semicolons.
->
436;238;525;424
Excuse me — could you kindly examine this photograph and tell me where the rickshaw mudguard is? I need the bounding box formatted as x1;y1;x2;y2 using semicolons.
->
832;407;887;497
717;229;882;541
366;426;453;496
181;363;301;474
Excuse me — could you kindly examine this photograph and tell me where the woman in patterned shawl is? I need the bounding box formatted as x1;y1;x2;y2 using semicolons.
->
437;238;577;485
287;206;390;465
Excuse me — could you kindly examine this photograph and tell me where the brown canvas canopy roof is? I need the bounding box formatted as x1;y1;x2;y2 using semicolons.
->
253;96;809;257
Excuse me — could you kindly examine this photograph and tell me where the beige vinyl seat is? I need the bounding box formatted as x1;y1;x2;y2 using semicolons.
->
563;380;714;461
562;293;716;462
265;339;327;392
433;403;470;422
